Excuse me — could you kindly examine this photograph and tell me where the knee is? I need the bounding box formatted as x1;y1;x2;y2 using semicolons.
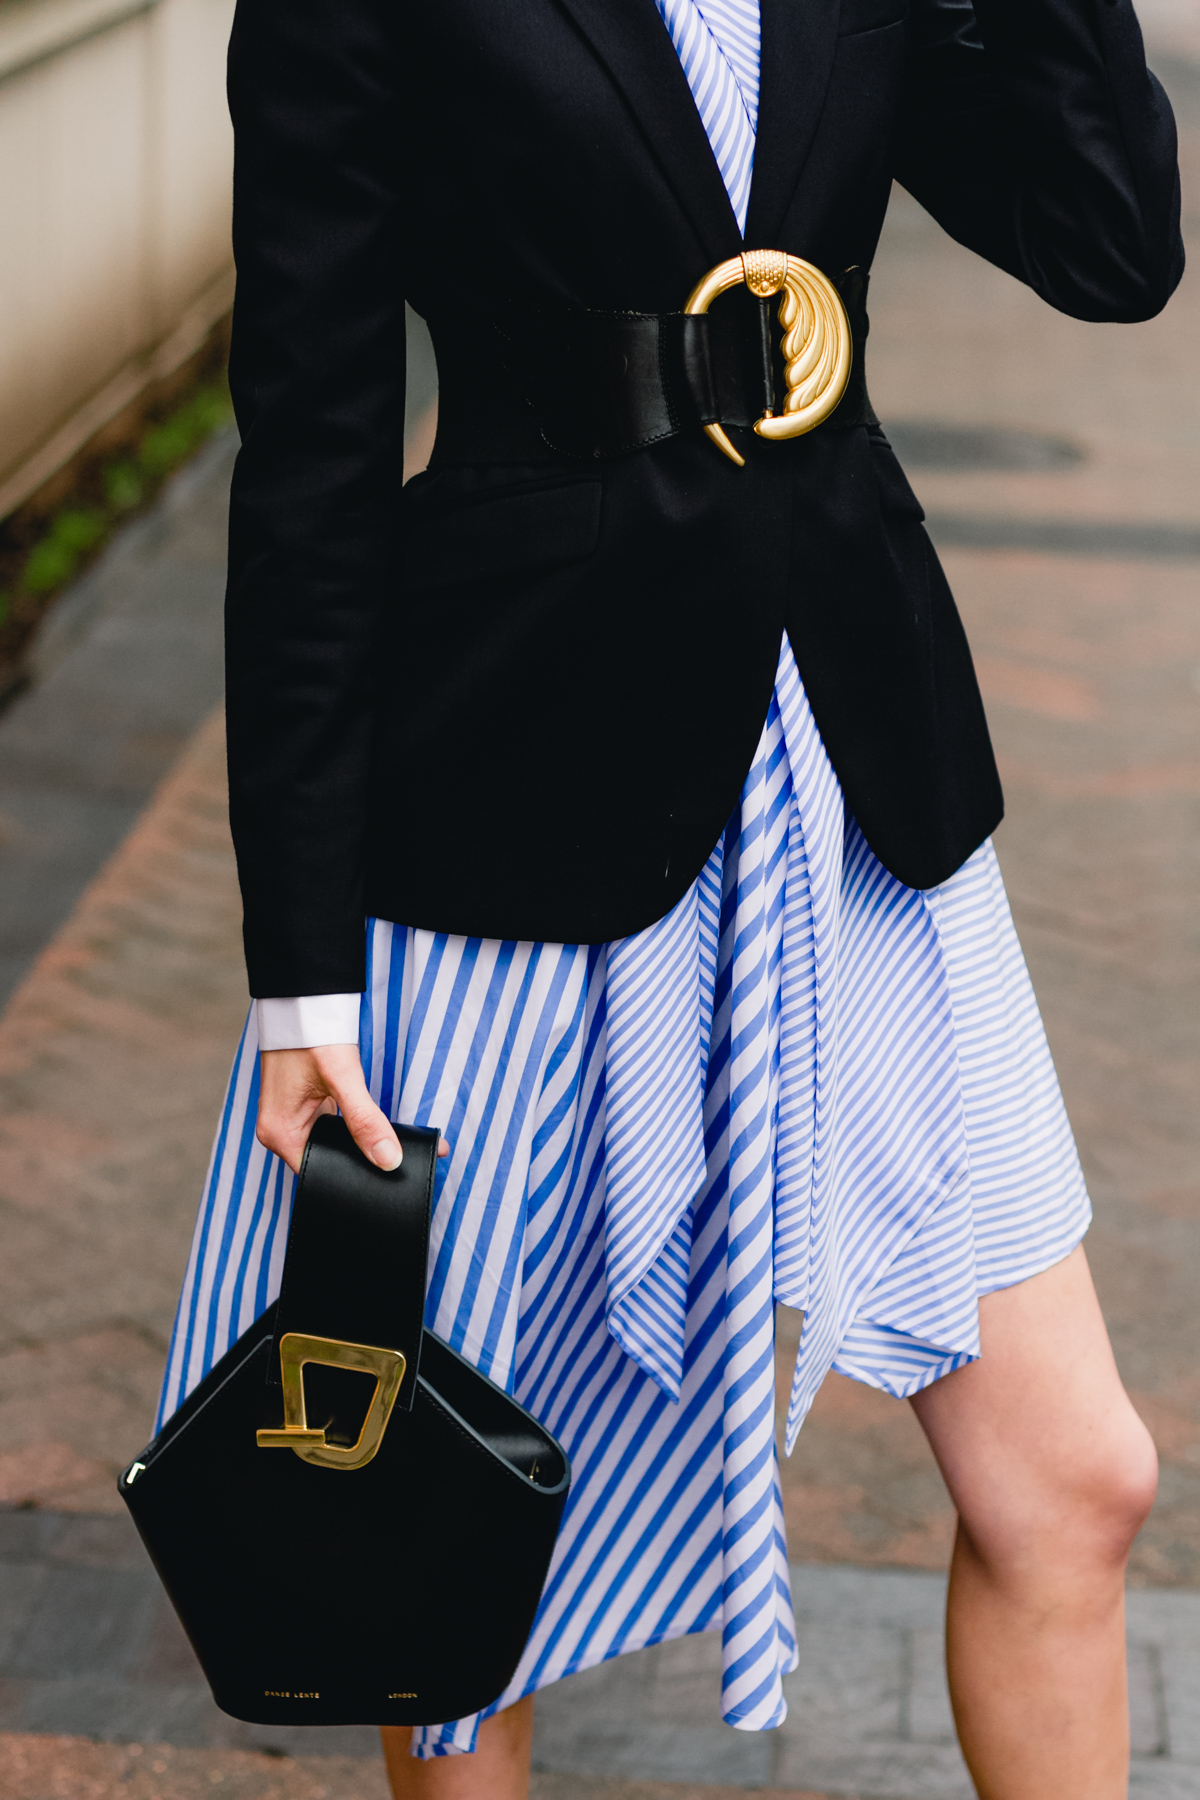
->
1076;1407;1159;1562
962;1401;1158;1581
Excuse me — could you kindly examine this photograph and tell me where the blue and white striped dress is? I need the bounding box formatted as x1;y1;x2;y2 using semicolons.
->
159;0;1091;1757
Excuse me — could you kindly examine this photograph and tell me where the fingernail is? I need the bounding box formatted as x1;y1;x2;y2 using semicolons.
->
374;1140;402;1171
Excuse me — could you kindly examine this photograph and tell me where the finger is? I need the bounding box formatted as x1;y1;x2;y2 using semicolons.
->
438;1137;450;1158
255;1113;310;1176
327;1069;403;1171
257;1054;332;1161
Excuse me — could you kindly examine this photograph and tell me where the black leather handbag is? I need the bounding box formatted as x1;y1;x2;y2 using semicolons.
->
119;1116;571;1727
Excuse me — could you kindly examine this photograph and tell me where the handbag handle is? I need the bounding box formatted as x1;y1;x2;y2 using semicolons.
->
267;1114;440;1415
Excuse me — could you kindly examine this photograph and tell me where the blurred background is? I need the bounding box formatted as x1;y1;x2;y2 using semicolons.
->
0;0;1196;1794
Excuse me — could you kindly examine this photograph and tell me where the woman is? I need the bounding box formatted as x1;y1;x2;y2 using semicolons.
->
159;0;1182;1791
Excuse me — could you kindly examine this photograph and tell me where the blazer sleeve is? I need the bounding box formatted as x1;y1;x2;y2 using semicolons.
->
223;0;404;999
893;0;1184;321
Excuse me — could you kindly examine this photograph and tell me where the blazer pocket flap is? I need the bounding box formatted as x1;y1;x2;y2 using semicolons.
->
404;480;602;590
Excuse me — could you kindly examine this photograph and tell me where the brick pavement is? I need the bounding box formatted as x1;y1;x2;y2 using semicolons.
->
0;1740;825;1800
0;709;247;1515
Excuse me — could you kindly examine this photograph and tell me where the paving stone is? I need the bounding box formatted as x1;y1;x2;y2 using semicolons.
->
790;1564;947;1631
0;1734;390;1800
1129;1775;1200;1800
773;1738;973;1800
0;1674;380;1761
533;1635;773;1786
904;1629;955;1746
0;1677;225;1746
531;1786;829;1800
529;1572;1200;1795
0;1566;48;1667
0;707;251;1513
0;1511;66;1561
638;1632;724;1725
532;1712;775;1789
0;434;236;1011
0;1737;831;1800
46;1513;150;1572
0;1445;110;1512
783;1621;904;1744
1154;1650;1200;1764
127;1593;215;1688
531;1785;829;1800
5;1566;161;1681
1129;1641;1169;1760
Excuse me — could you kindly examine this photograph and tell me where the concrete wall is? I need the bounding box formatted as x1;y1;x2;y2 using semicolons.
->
0;0;235;516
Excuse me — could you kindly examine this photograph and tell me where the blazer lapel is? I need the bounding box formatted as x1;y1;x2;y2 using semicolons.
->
744;0;842;248
550;0;743;263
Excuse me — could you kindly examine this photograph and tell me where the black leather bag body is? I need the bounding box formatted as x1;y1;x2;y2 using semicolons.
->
119;1117;571;1727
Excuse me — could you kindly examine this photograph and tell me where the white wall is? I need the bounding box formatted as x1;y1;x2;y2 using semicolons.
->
0;0;235;514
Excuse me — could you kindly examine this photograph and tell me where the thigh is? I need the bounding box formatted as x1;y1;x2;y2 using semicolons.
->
909;1246;1156;1561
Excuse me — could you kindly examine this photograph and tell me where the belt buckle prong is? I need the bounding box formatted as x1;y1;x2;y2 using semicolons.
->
683;250;853;467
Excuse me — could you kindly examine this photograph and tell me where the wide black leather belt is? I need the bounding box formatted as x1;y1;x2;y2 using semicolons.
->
430;263;877;468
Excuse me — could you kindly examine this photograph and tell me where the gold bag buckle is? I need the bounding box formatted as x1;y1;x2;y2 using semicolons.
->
684;249;853;467
256;1332;406;1471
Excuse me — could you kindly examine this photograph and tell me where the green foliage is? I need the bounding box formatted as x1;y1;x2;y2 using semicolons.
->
52;508;107;552
188;384;234;436
23;509;106;593
138;383;232;479
23;538;77;594
138;418;195;478
12;377;232;609
104;460;144;512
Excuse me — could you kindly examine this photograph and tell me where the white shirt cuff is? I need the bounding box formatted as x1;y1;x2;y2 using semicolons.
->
256;993;362;1052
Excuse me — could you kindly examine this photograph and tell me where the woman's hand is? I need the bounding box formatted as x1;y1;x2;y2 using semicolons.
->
257;1045;448;1175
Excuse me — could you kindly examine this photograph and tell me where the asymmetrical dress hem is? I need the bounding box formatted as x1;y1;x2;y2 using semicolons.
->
159;636;1091;1752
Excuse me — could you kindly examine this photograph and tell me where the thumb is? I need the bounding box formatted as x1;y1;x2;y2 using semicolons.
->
326;1067;403;1172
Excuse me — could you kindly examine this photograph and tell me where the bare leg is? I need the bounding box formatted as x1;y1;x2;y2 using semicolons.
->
381;1698;534;1800
910;1245;1158;1800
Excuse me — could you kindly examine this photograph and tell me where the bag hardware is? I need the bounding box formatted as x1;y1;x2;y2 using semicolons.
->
256;1332;406;1471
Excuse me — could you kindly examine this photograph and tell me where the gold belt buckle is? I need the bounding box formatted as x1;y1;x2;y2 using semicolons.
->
684;249;852;467
256;1331;406;1471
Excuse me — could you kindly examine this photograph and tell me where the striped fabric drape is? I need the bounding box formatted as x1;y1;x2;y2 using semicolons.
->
654;0;760;233
159;643;1089;1749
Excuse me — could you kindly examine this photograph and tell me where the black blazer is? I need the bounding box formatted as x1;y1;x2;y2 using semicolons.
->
223;0;1182;999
